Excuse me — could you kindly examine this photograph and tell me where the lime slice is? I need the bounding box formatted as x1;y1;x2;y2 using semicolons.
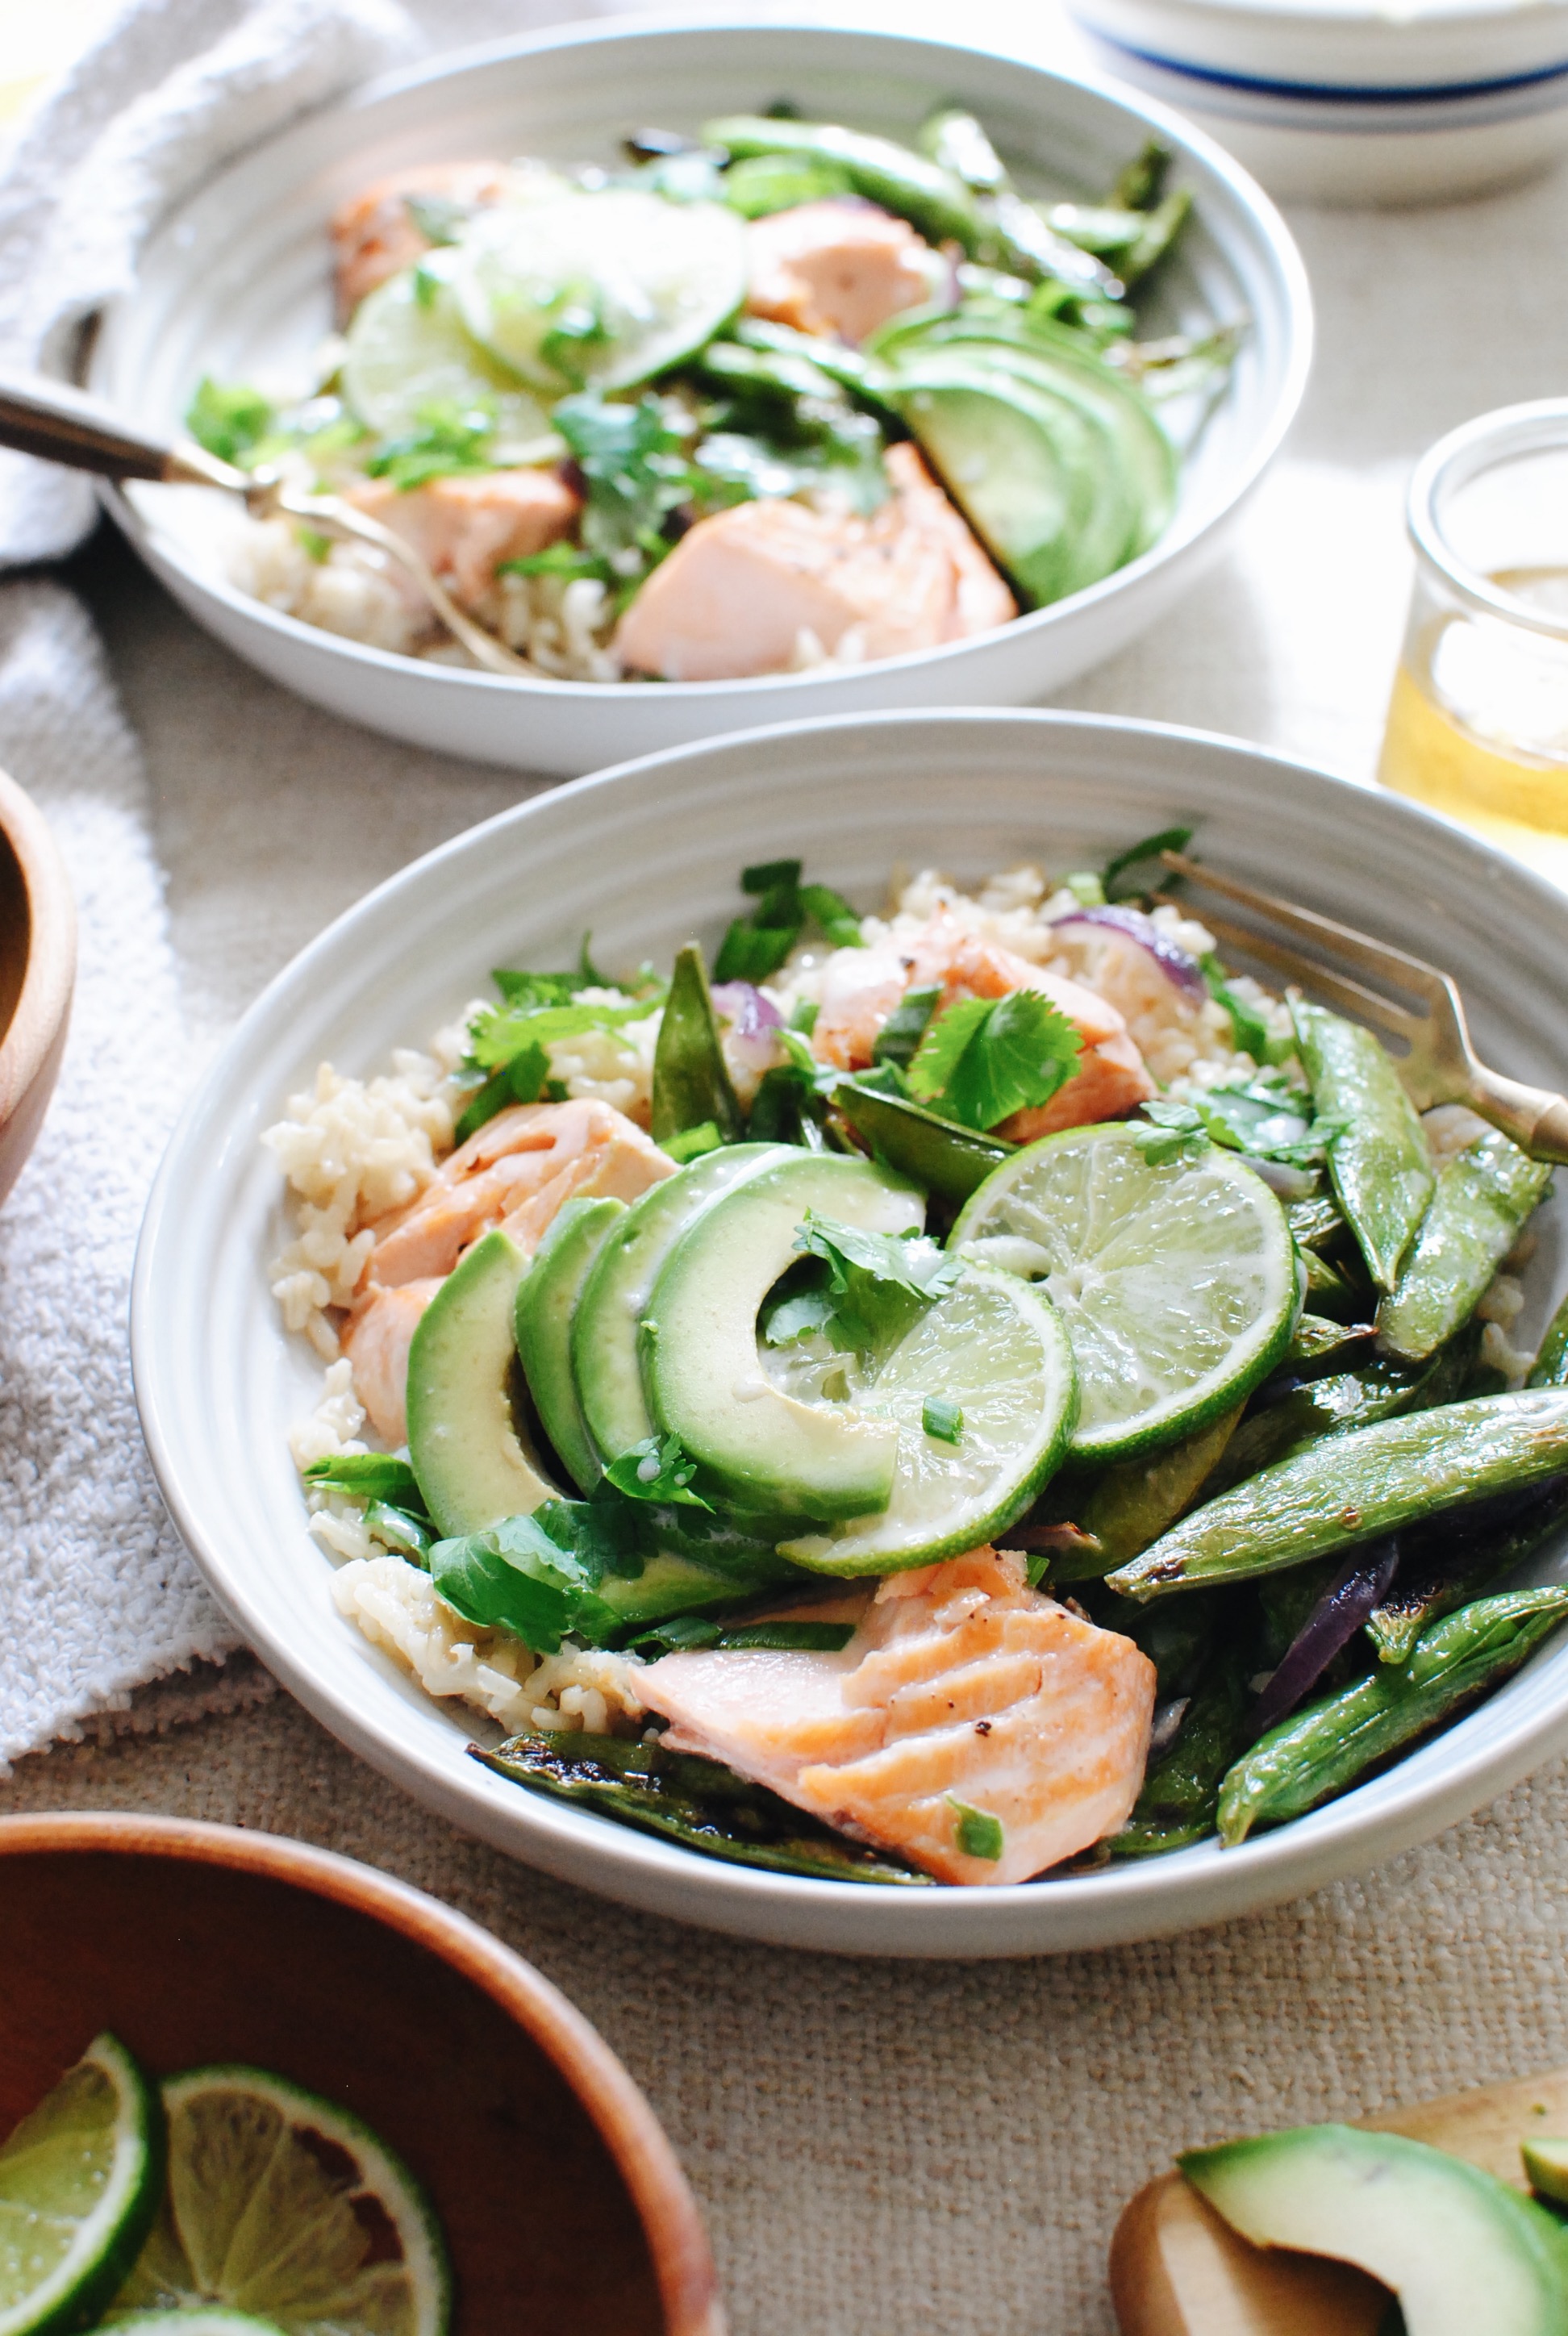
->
951;1124;1296;1462
0;2031;164;2336
451;190;748;393
779;1262;1078;1575
110;2317;283;2333
114;2067;450;2336
342;258;559;457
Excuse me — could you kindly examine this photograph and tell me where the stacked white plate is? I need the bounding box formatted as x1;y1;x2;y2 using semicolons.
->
1068;0;1568;202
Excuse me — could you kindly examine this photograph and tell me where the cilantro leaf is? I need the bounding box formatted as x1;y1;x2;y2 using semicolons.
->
365;398;494;490
662;1119;727;1164
304;1454;429;1515
1101;824;1195;904
788;1211;961;1356
554;392;699;574
906;991;1082;1133
761;1287;839;1345
713;860;862;983
603;1434;713;1511
871;983;941;1072
429;1512;617;1653
1132;1074;1349;1171
185;377;274;467
468;995;653;1072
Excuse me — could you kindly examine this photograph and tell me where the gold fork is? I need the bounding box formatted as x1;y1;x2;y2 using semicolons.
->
1159;849;1568;1165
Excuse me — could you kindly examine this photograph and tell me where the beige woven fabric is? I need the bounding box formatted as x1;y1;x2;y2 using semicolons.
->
7;1678;1568;2334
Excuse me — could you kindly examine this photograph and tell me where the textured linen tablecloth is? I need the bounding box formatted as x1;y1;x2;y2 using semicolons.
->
8;11;1568;2329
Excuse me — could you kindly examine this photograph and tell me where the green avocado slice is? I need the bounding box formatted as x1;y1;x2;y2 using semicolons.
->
514;1195;626;1494
407;1229;564;1537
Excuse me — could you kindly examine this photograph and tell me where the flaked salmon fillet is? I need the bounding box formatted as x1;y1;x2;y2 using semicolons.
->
331;161;528;319
810;907;1157;1134
615;443;1015;682
746;198;943;345
343;1099;673;1441
343;469;580;614
636;1548;1156;1885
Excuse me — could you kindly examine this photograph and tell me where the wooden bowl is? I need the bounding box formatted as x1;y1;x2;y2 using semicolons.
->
0;765;75;1209
0;1812;723;2336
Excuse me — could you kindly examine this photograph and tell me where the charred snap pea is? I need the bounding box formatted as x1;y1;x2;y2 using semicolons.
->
1293;999;1434;1293
1365;1476;1568;1664
1217;1586;1568;1845
473;1727;932;1884
1039;1406;1243;1580
832;1078;1011;1203
651;944;744;1149
703;115;984;252
1286;1193;1348;1253
1107;1391;1568;1601
1208;1349;1452;1494
1377;1129;1551;1362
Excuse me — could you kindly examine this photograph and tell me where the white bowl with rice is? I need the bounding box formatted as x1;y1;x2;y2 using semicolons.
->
131;707;1568;1955
87;15;1310;778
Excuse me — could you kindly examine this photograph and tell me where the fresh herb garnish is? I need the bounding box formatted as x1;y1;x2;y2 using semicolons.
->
553;392;700;578
304;1454;429;1514
365;398;494;490
404;191;473;246
1133;1072;1348;1172
786;1210;962;1356
872;984;942;1073
662;1119;727;1163
906;990;1082;1133
429;1511;619;1654
713;858;862;983
185;377;274;467
540;286;612;389
947;1797;1004;1860
603;1433;713;1511
627;1615;856;1653
922;1396;964;1444
1200;954;1281;1064
1101;824;1194;905
500;541;615;586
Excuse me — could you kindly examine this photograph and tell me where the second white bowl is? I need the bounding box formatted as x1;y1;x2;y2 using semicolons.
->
89;15;1310;776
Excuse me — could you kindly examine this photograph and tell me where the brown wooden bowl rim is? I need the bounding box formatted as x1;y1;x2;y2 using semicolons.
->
0;1811;722;2336
0;766;77;1128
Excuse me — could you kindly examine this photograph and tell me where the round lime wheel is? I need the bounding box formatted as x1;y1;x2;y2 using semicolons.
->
108;2316;284;2333
779;1262;1078;1574
950;1122;1296;1462
342;258;558;456
113;2067;450;2336
0;2031;164;2336
451;190;749;393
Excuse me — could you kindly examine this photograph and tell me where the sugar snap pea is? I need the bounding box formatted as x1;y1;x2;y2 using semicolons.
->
1208;1349;1451;1494
704;115;984;251
1366;1478;1568;1663
1293;999;1434;1292
1112;1640;1249;1857
832;1078;1010;1203
1285;1193;1347;1252
651;944;744;1145
1107;1391;1568;1600
1530;1287;1568;1390
1217;1585;1568;1844
1377;1129;1551;1362
1040;1406;1243;1580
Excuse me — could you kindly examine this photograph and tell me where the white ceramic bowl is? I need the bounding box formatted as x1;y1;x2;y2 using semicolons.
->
1070;0;1568;205
88;16;1310;778
132;708;1568;1958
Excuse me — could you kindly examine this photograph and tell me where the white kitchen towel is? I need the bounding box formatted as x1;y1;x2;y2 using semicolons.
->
0;578;235;1767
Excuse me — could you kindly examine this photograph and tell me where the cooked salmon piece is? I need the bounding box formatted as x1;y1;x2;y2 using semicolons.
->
343;469;580;613
331;161;524;319
746;198;942;344
808;905;1157;1132
362;1099;673;1289
341;1277;441;1445
636;1547;1156;1885
615;443;1015;682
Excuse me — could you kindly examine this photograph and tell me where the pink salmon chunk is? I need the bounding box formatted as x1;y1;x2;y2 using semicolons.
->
635;1548;1156;1885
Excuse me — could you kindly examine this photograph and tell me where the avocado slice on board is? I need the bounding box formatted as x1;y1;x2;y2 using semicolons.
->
1182;2122;1568;2336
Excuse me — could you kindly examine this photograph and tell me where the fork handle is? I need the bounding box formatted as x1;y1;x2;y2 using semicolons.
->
1469;1068;1568;1166
0;367;244;489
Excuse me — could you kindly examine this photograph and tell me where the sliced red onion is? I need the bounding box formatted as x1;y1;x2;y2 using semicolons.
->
1148;1696;1191;1763
711;980;783;1037
1049;903;1208;1003
1249;1537;1401;1740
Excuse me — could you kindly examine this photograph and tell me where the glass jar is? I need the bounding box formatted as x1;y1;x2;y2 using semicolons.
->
1379;399;1568;886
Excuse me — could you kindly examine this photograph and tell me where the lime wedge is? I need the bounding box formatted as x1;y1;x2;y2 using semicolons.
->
0;2031;164;2336
342;258;558;457
114;2067;450;2336
451;190;749;393
951;1124;1295;1462
780;1262;1077;1574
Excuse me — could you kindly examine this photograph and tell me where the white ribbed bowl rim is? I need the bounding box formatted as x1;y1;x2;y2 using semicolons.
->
1069;0;1568;95
131;708;1568;1957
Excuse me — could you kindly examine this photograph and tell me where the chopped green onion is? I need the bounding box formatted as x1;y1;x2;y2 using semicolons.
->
947;1797;1004;1860
922;1396;964;1444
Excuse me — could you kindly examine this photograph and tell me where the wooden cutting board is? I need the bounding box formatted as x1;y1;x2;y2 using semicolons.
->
1109;2061;1568;2334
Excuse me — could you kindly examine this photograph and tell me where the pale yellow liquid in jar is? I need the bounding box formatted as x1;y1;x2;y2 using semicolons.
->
1379;565;1568;886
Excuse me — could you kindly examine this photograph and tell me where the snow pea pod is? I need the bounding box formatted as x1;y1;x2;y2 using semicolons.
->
1377;1128;1551;1362
1040;1404;1243;1579
1529;1287;1568;1390
703;115;984;250
1107;1390;1568;1600
1365;1476;1568;1663
1217;1584;1568;1844
1208;1348;1451;1494
1293;999;1433;1292
650;943;744;1146
832;1078;1010;1203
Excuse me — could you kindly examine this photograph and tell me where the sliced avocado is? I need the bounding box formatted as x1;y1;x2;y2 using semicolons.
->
1182;2123;1568;2336
644;1151;923;1519
1523;2137;1568;2206
573;1141;786;1464
514;1196;626;1495
407;1229;563;1537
